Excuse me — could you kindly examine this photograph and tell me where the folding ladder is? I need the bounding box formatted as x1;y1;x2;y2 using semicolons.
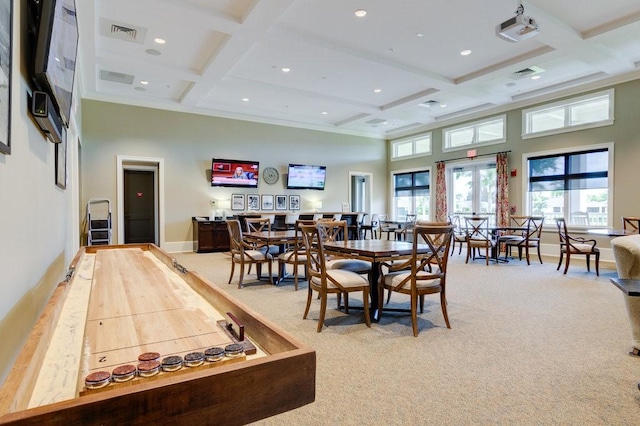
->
87;198;112;245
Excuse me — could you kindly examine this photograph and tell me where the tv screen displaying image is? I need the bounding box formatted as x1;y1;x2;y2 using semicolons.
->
211;159;259;188
287;164;326;190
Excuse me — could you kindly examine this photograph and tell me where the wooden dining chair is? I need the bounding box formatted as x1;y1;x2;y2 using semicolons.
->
464;216;495;265
496;215;530;260
361;213;381;240
504;216;544;264
555;218;600;276
622;217;640;233
377;224;454;336
299;224;371;332
395;214;418;241
277;220;315;290
225;220;273;288
448;214;468;255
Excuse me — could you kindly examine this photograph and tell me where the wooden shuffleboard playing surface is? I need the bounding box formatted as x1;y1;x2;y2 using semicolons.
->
79;248;256;392
0;244;315;425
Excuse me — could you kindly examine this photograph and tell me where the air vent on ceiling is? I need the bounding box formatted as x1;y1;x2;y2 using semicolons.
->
100;19;147;44
418;100;440;108
365;118;386;125
510;65;545;80
100;70;135;85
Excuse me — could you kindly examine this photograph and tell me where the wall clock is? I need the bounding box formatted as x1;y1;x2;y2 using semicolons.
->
263;167;279;184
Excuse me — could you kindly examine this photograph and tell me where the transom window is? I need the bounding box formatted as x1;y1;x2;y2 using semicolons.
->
522;89;614;138
391;134;431;160
525;144;613;227
443;115;506;152
392;170;430;221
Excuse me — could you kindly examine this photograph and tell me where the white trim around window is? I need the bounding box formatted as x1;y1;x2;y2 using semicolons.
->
521;89;614;139
390;133;432;160
442;114;506;153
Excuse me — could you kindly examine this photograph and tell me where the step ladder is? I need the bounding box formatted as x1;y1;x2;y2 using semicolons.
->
87;198;112;246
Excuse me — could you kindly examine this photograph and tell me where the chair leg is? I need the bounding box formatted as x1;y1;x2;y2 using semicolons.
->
440;291;451;329
411;293;419;337
537;246;543;264
557;252;564;271
595;252;600;276
586;255;591;272
293;262;298;291
267;260;272;284
317;293;328;333
362;289;371;327
303;286;313;319
228;261;235;284
563;253;571;275
238;263;245;288
344;293;350;313
465;245;471;263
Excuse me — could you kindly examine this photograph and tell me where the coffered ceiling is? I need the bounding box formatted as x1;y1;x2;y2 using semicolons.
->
76;0;640;138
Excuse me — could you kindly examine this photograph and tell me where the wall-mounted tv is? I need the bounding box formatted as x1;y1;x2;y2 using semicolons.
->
211;159;260;188
30;0;79;127
287;164;326;190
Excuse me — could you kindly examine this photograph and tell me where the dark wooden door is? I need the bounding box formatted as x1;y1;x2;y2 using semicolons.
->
124;169;156;244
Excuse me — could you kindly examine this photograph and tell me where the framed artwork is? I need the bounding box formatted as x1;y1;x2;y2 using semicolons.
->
261;194;274;211
55;132;67;189
231;194;245;211
275;195;287;210
289;195;300;211
247;194;260;211
0;0;13;154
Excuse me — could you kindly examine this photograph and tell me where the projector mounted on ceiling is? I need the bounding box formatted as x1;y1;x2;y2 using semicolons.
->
496;3;539;42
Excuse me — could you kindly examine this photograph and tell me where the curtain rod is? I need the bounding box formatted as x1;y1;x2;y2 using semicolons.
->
437;150;511;164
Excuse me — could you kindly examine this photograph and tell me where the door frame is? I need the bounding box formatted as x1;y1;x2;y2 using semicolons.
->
116;155;165;247
348;171;372;214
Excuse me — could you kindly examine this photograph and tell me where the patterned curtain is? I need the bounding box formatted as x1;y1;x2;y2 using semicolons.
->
435;161;447;222
496;152;509;227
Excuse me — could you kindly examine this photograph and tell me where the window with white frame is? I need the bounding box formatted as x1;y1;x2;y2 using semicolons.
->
392;170;430;221
443;115;506;152
522;89;614;138
525;144;613;227
391;134;431;160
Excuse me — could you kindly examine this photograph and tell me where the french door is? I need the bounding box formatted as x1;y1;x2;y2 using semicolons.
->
449;162;497;225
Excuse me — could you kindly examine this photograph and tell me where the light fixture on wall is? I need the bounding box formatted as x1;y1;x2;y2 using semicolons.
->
310;201;323;212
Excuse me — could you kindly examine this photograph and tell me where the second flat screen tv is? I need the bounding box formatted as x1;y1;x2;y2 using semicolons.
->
211;159;259;188
287;164;326;190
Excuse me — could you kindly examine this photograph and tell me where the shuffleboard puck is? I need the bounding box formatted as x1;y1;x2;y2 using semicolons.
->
137;360;161;378
112;364;137;382
85;371;111;389
224;343;244;358
138;352;161;362
184;351;205;368
204;347;225;362
161;355;184;372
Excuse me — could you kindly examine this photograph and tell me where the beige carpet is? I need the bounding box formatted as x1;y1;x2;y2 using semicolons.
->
172;251;640;425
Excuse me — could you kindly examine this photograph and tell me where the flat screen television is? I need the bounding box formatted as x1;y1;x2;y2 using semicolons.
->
211;159;260;188
287;164;326;190
31;0;79;127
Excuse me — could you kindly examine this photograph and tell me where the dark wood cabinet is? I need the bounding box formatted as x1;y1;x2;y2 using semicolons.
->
192;218;230;252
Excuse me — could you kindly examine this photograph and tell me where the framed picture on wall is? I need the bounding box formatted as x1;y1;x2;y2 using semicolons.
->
247;194;260;211
0;0;13;155
231;194;245;211
289;195;300;211
275;195;287;210
261;194;274;211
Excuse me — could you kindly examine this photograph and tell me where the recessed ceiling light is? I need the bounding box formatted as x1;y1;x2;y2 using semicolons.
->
140;80;149;85
440;104;447;108
460;49;472;56
154;38;166;44
416;33;424;38
281;67;291;73
531;75;541;80
355;9;367;17
373;88;382;93
242;98;249;102
321;111;328;115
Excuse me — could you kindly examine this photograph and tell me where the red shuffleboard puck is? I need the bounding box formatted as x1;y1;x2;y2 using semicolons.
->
138;352;161;362
85;371;111;389
137;360;161;378
112;364;137;382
